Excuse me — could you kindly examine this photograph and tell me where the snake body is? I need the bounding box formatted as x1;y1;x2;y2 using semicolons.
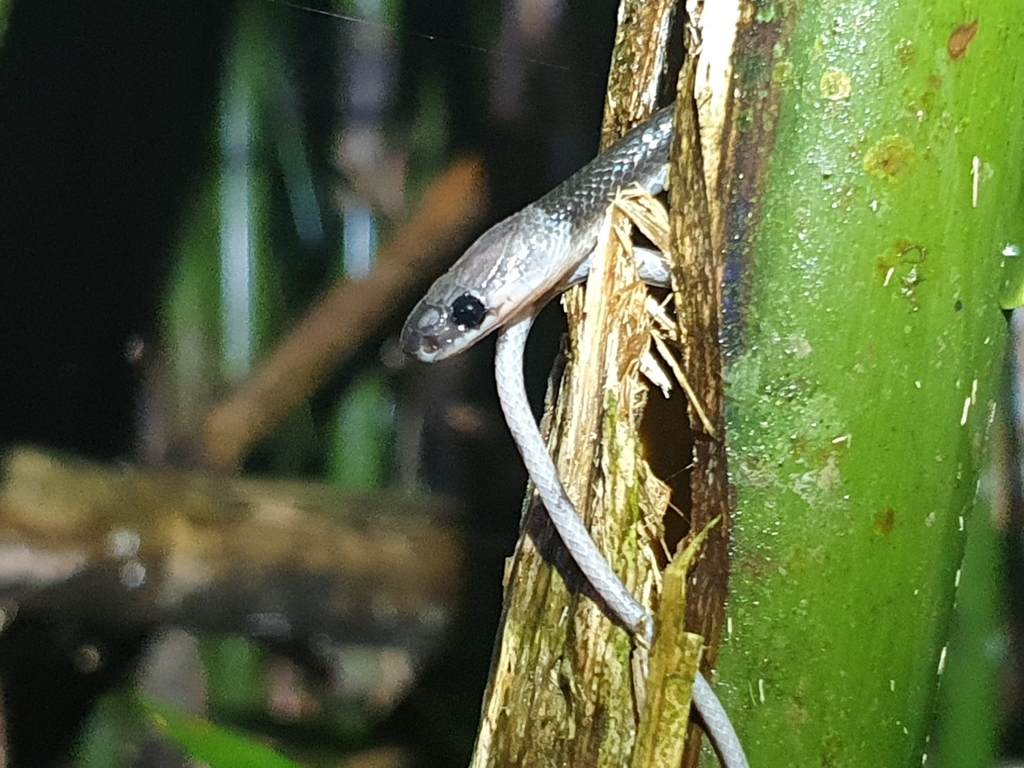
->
401;105;749;768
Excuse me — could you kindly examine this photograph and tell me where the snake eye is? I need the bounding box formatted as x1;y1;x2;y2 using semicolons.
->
450;293;487;329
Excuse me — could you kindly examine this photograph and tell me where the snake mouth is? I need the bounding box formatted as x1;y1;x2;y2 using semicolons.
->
407;331;442;360
399;301;442;359
399;324;438;362
399;303;466;363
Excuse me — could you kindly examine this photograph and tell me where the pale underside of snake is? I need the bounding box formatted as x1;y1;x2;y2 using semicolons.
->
401;104;749;768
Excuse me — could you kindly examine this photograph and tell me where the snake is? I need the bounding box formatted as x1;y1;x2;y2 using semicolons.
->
400;104;749;768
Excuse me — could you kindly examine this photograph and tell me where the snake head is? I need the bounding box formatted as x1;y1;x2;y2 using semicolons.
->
400;207;572;362
400;289;493;363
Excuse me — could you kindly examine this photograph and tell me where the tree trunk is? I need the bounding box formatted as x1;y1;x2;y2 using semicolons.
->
470;0;1022;765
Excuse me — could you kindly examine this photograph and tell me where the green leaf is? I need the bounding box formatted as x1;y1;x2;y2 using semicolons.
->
139;696;305;768
330;372;395;490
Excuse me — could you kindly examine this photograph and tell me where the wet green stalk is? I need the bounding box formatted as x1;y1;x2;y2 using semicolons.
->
715;2;1024;765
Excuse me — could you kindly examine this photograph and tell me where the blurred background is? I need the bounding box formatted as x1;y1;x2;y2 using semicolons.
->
0;1;1020;767
0;0;622;765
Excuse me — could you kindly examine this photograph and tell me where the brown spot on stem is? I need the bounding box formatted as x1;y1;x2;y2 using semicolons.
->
863;135;915;182
876;239;927;277
820;68;852;100
874;507;897;536
875;239;928;304
948;20;978;60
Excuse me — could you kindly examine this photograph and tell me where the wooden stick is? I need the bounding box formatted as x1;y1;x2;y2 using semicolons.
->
0;447;462;651
202;157;489;473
